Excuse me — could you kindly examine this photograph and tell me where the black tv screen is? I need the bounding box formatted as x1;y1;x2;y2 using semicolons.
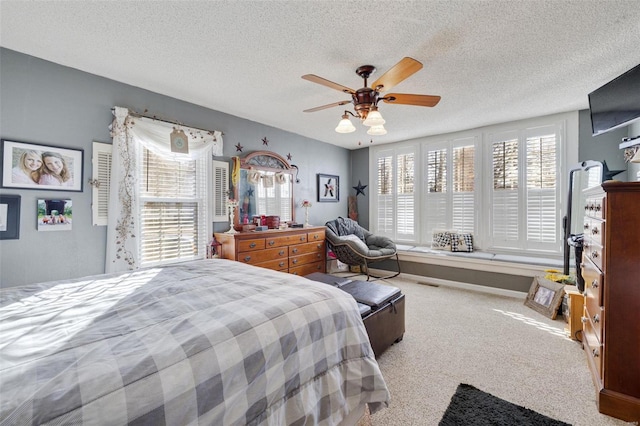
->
588;63;640;136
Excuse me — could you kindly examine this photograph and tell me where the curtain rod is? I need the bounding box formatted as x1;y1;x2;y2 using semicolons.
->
112;107;224;136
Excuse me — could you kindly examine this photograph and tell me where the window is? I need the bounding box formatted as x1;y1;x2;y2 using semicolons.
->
423;138;477;240
372;145;417;242
370;114;570;257
489;126;560;252
212;160;229;222
139;148;209;266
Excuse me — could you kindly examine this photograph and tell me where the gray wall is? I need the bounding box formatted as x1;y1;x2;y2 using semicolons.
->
349;147;370;229
0;48;351;288
577;109;628;178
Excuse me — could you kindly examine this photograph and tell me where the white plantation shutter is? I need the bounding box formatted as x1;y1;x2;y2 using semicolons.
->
525;129;558;248
212;160;229;222
139;148;208;266
396;150;415;238
424;146;448;237
423;139;476;241
451;143;475;234
376;153;394;235
491;135;520;247
92;142;112;226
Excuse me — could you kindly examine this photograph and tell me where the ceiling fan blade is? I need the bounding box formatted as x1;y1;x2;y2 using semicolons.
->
303;100;351;113
382;93;441;107
370;57;423;93
302;74;356;94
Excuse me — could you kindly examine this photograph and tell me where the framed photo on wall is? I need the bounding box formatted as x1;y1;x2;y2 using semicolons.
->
0;194;21;240
317;173;339;202
1;139;84;192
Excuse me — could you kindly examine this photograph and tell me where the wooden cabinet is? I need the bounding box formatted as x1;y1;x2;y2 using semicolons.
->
581;181;640;422
214;226;326;276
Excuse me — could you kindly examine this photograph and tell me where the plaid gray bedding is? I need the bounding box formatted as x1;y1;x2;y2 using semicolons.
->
0;260;389;425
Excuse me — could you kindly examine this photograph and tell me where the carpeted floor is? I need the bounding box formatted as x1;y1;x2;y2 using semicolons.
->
342;274;636;426
439;383;571;425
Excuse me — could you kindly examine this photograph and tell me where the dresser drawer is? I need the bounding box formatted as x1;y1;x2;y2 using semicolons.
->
584;304;604;344
582;256;603;309
307;230;325;242
584;239;604;272
266;233;308;248
585;195;605;219
289;241;324;256
237;239;265;252
290;260;324;276
289;251;324;268
585;218;605;247
583;309;603;379
255;258;289;271
238;246;287;265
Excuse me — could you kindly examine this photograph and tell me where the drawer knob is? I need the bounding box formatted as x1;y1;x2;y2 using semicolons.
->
250;242;256;248
581;316;588;324
292;259;298;264
595;205;601;212
268;240;275;246
591;279;598;288
592;348;600;357
583;223;589;230
279;250;285;256
292;248;298;253
591;251;598;259
593;314;600;323
279;261;285;267
313;235;319;239
244;256;251;262
592;228;599;235
300;237;305;241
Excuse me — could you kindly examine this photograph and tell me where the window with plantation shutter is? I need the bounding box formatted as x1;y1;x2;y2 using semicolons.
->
372;145;417;242
91;142;112;226
212;160;229;222
423;138;476;241
491;135;520;246
525;131;557;246
139;147;208;266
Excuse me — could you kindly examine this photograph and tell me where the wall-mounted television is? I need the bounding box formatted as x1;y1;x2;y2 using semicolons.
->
588;63;640;136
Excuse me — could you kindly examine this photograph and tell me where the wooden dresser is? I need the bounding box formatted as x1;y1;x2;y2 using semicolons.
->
581;181;640;422
214;226;326;276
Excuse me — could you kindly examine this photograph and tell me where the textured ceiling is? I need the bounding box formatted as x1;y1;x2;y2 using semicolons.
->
2;1;640;149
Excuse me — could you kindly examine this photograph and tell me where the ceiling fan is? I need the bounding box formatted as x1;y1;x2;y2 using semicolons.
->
302;57;440;135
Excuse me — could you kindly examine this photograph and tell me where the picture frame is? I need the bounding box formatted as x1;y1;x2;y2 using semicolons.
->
37;199;73;231
317;173;339;202
524;276;566;319
1;139;84;192
0;194;21;240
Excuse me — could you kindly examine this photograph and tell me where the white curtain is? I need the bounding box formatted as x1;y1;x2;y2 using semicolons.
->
105;106;223;273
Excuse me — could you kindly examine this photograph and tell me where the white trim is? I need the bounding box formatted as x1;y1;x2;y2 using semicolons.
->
370;268;528;299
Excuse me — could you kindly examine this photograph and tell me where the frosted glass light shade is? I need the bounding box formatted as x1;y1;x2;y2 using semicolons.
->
367;124;387;135
335;116;356;133
363;109;385;127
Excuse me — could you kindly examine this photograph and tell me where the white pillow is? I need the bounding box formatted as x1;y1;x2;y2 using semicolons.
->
432;229;456;250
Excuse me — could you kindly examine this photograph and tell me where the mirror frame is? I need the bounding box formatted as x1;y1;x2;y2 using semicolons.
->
232;150;295;230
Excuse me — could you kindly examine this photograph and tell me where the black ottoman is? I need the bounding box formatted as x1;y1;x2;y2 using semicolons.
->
305;272;405;357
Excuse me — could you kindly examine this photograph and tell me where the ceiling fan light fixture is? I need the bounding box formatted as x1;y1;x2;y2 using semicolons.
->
335;113;356;133
367;124;387;136
362;107;385;127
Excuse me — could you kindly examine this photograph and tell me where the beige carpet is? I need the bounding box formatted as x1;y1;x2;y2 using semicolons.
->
344;274;635;426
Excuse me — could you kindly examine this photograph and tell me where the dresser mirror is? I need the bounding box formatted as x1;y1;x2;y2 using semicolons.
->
232;151;295;229
563;160;603;275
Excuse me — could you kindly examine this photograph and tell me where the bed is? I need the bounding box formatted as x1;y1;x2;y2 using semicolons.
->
0;259;389;425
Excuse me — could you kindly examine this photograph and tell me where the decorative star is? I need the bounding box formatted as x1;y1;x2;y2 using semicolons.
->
287;153;292;161
353;180;367;196
246;188;254;197
235;143;244;152
602;160;625;181
262;137;269;146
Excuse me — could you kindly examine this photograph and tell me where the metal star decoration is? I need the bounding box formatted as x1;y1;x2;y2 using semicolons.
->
287;153;292;161
246;188;254;197
262;137;269;146
602;160;625;181
235;143;244;152
353;180;367;196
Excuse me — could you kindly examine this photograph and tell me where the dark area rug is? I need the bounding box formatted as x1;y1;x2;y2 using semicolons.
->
439;383;571;426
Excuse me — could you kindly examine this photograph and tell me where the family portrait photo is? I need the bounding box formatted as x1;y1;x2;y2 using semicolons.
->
37;199;73;232
1;140;83;192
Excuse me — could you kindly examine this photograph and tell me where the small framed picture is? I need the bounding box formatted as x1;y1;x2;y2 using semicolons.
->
317;173;339;202
1;139;84;192
0;194;21;240
37;199;73;231
524;277;565;319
